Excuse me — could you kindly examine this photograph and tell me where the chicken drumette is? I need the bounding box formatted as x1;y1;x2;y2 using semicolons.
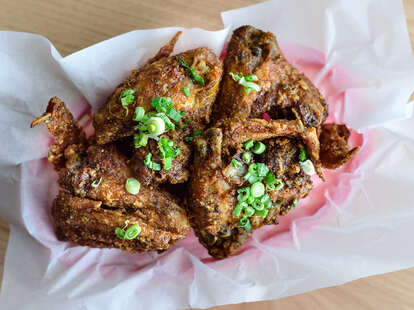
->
32;97;190;252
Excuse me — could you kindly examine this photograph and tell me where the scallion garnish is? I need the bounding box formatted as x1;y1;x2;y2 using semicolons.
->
146;116;166;136
125;178;140;195
192;130;202;137
237;187;250;202
91;177;102;189
133;107;145;122
144;153;161;171
252;141;266;154
251;182;265;198
119;89;136;116
115;220;141;240
255;208;268;218
184;136;193;142
230;72;261;94
300;159;316;176
239;217;252;231
151;97;172;114
134;132;148;148
231;159;243;170
176;56;205;86
182;86;190;97
293;197;298;208
242;152;251;164
234;202;247;218
244;140;254;150
299;146;308;162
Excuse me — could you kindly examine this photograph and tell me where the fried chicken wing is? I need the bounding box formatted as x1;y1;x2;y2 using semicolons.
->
93;33;223;186
212;25;328;180
53;191;187;252
213;25;328;128
33;98;190;252
94;40;223;144
188;122;310;258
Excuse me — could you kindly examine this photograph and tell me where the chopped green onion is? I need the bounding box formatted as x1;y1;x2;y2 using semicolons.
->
300;159;316;176
167;108;182;122
239;217;252;231
134;133;148;148
230;73;261;94
144;153;161;171
252;200;265;211
260;194;271;204
182;86;190;97
293;197;298;208
146;117;165;136
248;163;268;178
91;177;102;189
251;182;265;198
234;202;247;218
244;140;254;150
243;172;260;184
242;152;251;164
158;137;177;159
244;74;258;82
237;187;250;202
156;113;175;130
125;178;140;195
231;159;243;170
276;201;283;206
184;137;193;142
151;97;172;114
229;72;242;82
244;206;255;217
265;200;274;209
115;227;126;239
124;224;141;240
265;172;283;191
256;163;269;177
299;146;308;162
176;56;205;86
133;107;145;122
252;141;266;154
247;195;255;204
185;119;192;125
119;89;136;116
162;157;173;172
255;208;269;218
192;130;202;137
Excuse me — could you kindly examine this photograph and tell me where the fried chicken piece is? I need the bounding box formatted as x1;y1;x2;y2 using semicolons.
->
53;191;188;252
93;38;223;144
34;98;190;252
319;124;360;169
188;121;310;258
93;33;222;185
213;25;328;129
31;97;86;169
212;25;327;179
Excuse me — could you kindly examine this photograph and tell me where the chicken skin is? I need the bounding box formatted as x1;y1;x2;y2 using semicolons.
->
33;97;190;252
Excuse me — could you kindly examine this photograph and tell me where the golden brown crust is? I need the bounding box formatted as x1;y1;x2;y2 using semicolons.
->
93;47;223;145
319;123;360;169
52;191;187;252
31;97;86;169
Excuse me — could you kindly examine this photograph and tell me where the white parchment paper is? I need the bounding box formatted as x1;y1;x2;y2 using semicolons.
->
1;1;414;309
